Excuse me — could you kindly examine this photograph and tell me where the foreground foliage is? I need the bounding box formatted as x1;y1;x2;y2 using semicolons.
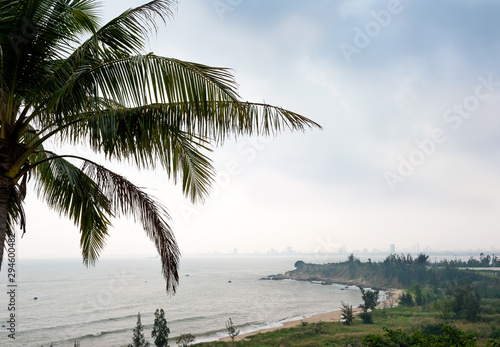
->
128;312;147;347
362;325;479;346
152;308;170;347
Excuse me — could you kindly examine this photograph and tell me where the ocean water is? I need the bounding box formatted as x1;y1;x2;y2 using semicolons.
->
0;255;366;346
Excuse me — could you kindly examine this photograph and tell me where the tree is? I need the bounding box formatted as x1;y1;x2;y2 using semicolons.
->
359;286;379;324
359;286;380;312
399;292;415;306
176;333;195;347
340;301;354;325
152;308;170;347
414;284;425;306
129;312;147;347
0;0;319;291
225;317;240;342
294;260;306;270
447;281;481;322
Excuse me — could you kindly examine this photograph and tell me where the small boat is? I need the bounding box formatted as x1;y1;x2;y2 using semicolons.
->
228;280;232;283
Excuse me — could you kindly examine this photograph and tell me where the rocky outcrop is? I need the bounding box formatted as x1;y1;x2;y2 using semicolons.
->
261;268;386;290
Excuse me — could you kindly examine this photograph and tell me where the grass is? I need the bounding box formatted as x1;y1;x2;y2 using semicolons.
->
196;300;500;346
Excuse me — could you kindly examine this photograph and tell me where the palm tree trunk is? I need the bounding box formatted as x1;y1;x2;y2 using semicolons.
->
0;178;12;269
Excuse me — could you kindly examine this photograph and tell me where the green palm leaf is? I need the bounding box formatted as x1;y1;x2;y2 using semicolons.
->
33;152;112;264
82;160;180;292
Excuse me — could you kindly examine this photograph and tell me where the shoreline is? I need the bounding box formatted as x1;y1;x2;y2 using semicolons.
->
218;289;403;342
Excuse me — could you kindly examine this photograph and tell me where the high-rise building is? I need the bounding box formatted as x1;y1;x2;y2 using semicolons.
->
390;244;396;254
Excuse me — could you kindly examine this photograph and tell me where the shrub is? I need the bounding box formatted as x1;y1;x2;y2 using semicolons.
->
359;312;373;324
176;333;195;347
491;328;500;339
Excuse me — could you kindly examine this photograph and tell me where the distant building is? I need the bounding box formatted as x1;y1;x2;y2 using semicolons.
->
233;248;238;255
390;244;396;254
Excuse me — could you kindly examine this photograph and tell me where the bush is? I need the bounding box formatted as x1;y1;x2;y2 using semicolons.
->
359;312;373;324
421;323;445;336
491;328;500;339
362;325;478;346
176;333;195;347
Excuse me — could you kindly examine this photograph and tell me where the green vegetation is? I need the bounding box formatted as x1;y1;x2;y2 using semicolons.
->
152;308;170;347
360;286;380;312
399;292;415;307
197;300;500;346
128;312;147;347
362;324;479;346
284;253;500;299
177;333;196;347
431;253;499;268
340;302;354;325
358;286;379;324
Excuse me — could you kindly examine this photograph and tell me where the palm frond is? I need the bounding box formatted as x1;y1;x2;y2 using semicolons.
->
93;0;175;54
27;149;180;292
39;55;319;136
25;0;176;120
33;152;111;265
0;0;100;105
65;106;215;202
81;160;180;293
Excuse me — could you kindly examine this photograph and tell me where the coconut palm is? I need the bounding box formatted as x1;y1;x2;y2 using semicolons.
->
0;0;320;292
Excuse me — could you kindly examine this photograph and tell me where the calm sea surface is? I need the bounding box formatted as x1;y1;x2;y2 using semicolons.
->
0;255;368;347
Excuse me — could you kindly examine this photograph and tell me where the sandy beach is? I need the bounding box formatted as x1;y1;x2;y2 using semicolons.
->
219;289;403;342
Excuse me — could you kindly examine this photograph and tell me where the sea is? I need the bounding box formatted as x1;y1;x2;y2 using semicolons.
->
0;254;368;347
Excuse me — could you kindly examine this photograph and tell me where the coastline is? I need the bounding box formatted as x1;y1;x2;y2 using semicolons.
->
219;289;403;342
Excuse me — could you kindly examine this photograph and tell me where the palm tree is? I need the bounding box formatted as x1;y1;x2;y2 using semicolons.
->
0;0;320;292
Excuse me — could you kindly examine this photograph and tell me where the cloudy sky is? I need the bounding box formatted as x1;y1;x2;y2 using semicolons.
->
20;0;500;259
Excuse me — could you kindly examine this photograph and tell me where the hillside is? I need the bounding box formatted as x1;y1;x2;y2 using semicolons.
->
263;254;500;298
